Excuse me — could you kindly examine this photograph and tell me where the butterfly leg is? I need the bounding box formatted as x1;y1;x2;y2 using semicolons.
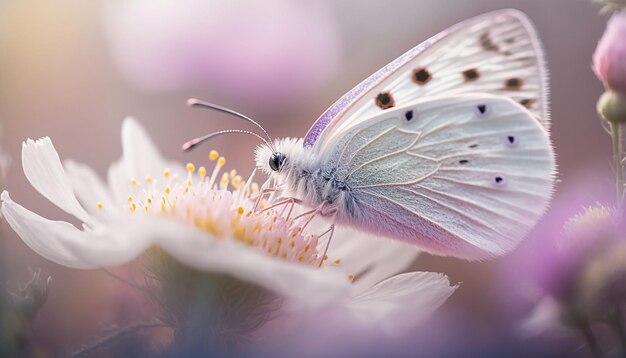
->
317;210;338;268
258;197;302;215
252;187;279;212
288;202;339;267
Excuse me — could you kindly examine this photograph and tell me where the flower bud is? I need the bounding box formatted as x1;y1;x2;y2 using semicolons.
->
593;13;626;95
597;90;626;123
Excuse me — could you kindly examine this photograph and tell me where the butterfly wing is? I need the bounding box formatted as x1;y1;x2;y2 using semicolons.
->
305;9;549;150
324;94;555;260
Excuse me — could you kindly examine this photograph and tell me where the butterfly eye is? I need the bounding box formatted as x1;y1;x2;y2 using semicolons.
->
269;152;286;172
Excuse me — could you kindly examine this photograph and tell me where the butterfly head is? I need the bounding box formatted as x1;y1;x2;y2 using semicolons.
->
255;137;314;179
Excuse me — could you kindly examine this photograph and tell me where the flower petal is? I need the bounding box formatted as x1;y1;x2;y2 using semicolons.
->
108;118;184;204
346;272;456;334
21;138;93;226
1;191;94;268
519;296;571;338
107;159;132;206
121;117;169;180
2;191;156;268
150;219;351;306
329;226;419;294
64;159;115;216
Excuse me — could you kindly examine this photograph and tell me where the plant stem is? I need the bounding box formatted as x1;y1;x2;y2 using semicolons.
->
611;122;624;206
609;304;626;358
69;321;168;358
581;322;605;358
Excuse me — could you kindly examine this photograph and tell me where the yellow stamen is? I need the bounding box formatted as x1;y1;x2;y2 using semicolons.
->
131;178;140;188
348;274;355;281
97;202;103;209
229;169;237;179
165;186;171;195
238;206;244;215
209;150;219;160
164;168;171;178
198;166;207;177
232;175;242;188
334;259;342;265
145;176;153;184
218;157;226;167
130;203;137;212
127;196;133;202
186;163;196;173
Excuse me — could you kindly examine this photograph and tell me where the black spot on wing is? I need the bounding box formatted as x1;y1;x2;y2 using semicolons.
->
375;92;395;109
480;32;499;52
520;98;535;109
505;78;523;90
412;68;432;85
462;68;480;82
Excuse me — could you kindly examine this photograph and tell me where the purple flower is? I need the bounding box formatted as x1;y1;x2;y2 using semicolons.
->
593;12;626;95
101;1;341;109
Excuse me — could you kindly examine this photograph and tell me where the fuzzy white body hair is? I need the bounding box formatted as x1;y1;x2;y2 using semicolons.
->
255;138;361;224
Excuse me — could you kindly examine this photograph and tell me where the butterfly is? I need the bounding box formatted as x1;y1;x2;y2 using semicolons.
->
184;9;555;261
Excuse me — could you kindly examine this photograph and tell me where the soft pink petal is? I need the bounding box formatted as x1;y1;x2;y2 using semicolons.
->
346;272;456;334
328;226;419;294
593;13;626;94
143;218;351;306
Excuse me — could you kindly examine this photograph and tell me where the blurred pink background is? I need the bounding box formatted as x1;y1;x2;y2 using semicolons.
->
0;0;610;355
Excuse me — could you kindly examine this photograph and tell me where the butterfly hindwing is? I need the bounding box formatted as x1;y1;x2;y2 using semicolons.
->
307;9;549;150
321;94;555;260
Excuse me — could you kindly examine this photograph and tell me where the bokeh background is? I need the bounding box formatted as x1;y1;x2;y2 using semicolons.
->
0;0;613;356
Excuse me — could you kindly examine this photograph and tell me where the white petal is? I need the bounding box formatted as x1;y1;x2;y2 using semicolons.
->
2;191;154;269
1;191;95;268
346;271;456;334
121;117;168;180
149;219;351;306
108;118;184;204
64;159;115;216
107;159;132;206
21;138;94;226
328;226;419;294
3;186;350;305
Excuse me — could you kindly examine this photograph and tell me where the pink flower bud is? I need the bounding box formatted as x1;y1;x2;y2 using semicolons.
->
593;13;626;94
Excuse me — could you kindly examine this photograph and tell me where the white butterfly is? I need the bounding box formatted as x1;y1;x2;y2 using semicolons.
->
187;9;555;260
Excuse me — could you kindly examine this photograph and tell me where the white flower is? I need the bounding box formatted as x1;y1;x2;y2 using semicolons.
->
1;118;455;330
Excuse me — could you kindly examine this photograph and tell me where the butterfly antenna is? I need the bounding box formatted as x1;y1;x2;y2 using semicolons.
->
187;98;275;151
182;129;272;152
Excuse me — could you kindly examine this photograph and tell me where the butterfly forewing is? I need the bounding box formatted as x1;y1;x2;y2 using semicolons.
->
321;94;554;260
307;9;548;151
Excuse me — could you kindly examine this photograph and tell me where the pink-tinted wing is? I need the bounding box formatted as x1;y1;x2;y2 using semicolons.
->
304;9;549;150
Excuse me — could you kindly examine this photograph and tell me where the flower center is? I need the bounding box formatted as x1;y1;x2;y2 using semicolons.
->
100;150;333;267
